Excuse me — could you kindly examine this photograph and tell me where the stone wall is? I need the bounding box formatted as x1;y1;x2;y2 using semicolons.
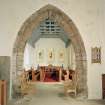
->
0;56;10;100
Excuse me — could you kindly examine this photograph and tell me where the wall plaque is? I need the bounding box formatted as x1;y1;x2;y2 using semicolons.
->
91;47;101;63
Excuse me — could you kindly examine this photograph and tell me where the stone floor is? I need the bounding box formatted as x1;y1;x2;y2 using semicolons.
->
9;82;105;105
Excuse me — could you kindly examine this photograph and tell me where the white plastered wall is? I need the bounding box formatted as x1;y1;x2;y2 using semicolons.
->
23;38;75;70
0;0;105;99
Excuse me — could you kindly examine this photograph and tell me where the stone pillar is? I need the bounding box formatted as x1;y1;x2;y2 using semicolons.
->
16;52;24;76
66;46;70;69
9;54;16;100
75;50;87;98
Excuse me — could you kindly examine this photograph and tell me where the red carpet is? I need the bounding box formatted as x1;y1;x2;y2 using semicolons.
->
44;72;59;82
44;77;57;82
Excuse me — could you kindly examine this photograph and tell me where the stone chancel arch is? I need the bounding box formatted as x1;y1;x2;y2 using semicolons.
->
12;4;87;98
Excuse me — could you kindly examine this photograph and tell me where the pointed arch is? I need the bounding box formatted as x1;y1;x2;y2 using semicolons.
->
12;4;88;98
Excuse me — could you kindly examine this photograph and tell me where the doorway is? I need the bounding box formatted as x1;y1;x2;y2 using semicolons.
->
102;74;105;99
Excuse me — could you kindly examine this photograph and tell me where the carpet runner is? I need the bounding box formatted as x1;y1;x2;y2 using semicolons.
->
44;72;59;82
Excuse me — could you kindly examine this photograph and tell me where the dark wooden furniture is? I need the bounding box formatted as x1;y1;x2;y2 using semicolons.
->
0;80;6;105
25;68;40;82
62;69;75;81
34;70;40;81
62;70;67;80
102;74;105;99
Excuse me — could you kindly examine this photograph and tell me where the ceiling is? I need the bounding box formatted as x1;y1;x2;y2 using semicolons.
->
27;18;70;48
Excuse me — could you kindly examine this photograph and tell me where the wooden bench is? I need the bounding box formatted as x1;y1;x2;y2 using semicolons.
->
63;71;78;97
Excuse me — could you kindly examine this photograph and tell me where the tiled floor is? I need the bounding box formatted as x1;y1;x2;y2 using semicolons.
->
9;82;105;105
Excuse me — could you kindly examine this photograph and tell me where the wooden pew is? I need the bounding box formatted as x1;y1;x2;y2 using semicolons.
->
40;66;46;82
62;70;67;80
18;71;30;95
34;70;40;81
68;69;75;80
63;70;78;96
